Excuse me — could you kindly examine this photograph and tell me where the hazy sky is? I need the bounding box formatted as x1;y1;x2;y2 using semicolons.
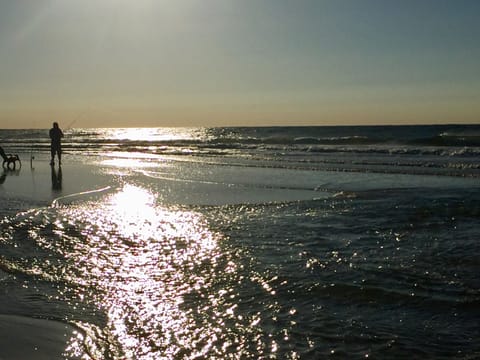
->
0;0;479;128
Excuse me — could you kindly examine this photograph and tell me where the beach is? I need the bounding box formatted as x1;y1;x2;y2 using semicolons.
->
1;126;479;359
1;0;480;356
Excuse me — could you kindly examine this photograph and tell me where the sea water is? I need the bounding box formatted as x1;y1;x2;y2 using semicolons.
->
0;126;479;359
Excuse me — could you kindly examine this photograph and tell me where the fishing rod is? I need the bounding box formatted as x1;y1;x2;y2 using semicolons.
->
30;121;36;169
65;107;91;132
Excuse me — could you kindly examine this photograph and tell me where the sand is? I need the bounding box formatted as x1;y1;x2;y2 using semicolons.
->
0;314;82;360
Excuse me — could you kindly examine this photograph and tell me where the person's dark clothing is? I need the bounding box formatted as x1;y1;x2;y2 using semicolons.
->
49;124;64;164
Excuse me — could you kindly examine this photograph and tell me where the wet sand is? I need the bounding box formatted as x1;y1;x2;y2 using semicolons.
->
1;154;112;205
0;314;82;360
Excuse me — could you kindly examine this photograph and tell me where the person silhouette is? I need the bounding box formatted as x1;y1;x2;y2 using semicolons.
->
49;122;64;165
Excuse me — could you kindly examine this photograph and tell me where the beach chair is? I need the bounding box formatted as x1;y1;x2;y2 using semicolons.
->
0;146;21;170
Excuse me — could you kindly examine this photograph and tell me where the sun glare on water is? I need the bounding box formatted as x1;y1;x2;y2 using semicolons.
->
106;127;211;142
53;184;237;358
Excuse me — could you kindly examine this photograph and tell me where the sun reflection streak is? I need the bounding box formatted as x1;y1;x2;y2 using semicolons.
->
105;127;213;143
57;184;232;358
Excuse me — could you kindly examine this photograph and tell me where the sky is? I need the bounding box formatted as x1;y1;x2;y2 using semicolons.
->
0;0;479;128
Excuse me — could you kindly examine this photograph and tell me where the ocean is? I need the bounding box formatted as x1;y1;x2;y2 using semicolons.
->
0;125;479;359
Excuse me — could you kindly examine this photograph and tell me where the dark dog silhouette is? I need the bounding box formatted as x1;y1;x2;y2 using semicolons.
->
0;146;21;170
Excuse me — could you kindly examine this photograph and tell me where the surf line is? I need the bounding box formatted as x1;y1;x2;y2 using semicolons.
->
51;186;113;207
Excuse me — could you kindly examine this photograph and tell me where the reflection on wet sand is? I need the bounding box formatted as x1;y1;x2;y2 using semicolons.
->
51;165;62;191
0;168;21;185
